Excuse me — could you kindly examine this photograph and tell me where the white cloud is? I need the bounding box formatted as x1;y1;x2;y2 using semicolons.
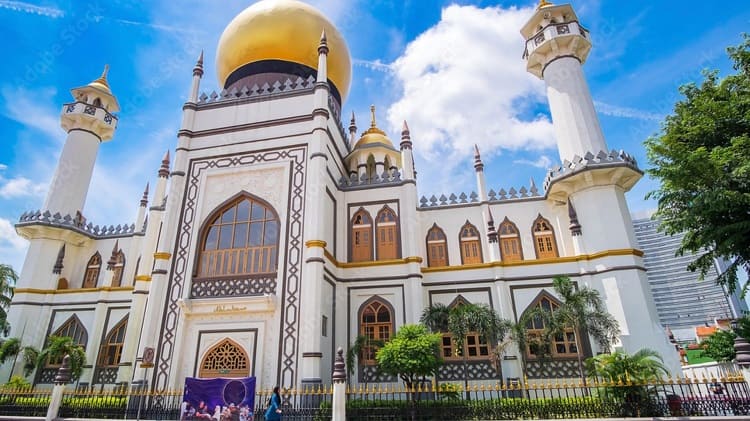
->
593;101;662;121
513;155;553;169
0;218;26;251
0;164;7;171
0;176;46;199
1;86;64;143
0;1;63;18
385;4;556;194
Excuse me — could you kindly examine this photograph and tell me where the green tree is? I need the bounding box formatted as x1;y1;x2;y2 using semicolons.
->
345;335;385;381
585;349;670;417
420;302;508;394
700;329;737;362
645;34;750;295
375;324;442;391
0;264;17;335
585;348;669;383
544;276;620;384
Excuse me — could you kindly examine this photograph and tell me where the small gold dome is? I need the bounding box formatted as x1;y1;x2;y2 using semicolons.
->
354;106;396;149
88;65;112;95
216;0;352;101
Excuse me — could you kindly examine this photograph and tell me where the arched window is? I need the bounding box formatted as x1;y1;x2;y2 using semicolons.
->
350;209;373;262
198;195;279;277
499;217;523;262
48;315;88;365
440;297;490;361
97;317;127;367
92;97;102;107
532;215;558;259
199;338;250;378
426;224;448;267
459;221;483;265
83;252;101;288
359;298;393;365
111;251;125;287
366;154;376;180
523;292;578;359
376;206;399;260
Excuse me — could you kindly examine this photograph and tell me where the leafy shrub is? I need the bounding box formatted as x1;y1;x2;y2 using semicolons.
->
4;375;30;389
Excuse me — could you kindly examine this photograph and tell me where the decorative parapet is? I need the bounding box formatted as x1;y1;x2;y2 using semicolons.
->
420;191;479;208
338;169;403;190
197;75;317;105
543;150;640;191
17;210;143;239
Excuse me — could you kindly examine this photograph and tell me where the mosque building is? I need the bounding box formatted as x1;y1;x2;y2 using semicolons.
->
5;0;680;391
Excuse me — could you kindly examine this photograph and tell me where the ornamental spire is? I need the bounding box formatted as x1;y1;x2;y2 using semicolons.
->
473;144;484;172
568;200;582;236
140;183;149;207
400;120;412;150
318;29;328;55
369;105;377;128
158;150;170;178
106;240;120;270
193;50;204;77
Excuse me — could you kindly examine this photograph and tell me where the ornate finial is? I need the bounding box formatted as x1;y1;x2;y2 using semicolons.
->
568;200;582;236
537;0;553;9
400;120;412;150
332;347;346;383
487;209;498;243
107;240;120;270
53;244;66;275
318;29;329;55
158;150;170;178
473;145;484;172
90;64;111;90
140;183;149;207
193;50;204;77
349;111;357;131
369;105;377;128
54;354;72;384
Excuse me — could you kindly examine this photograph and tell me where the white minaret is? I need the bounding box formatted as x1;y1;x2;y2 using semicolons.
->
44;66;119;217
521;1;605;162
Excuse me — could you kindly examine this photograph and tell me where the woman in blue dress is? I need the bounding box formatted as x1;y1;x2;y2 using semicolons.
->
264;386;282;420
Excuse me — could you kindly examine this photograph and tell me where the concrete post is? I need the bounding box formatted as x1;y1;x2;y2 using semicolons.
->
331;347;346;421
46;354;71;421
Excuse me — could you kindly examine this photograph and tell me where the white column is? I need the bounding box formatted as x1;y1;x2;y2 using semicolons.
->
543;57;607;162
44;130;101;216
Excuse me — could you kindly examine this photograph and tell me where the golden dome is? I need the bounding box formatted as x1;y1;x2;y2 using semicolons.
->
88;65;112;95
354;106;396;149
216;0;352;101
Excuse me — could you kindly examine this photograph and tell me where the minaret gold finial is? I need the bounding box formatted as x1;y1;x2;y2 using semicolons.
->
370;105;377;128
90;64;111;90
538;0;553;9
536;0;554;10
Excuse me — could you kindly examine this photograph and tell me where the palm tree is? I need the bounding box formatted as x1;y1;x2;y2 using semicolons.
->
585;348;669;384
585;349;669;416
421;302;508;397
544;276;620;385
0;264;17;336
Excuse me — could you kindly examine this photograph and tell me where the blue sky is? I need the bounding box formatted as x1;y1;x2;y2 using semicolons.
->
0;0;748;272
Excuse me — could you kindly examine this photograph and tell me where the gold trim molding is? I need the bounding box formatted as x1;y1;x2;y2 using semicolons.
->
305;240;327;249
15;286;134;295
421;249;644;273
153;252;172;260
135;275;152;282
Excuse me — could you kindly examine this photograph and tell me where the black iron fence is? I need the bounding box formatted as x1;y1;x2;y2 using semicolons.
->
0;374;746;420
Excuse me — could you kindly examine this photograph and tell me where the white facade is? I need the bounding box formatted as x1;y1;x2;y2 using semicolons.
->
5;0;681;391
